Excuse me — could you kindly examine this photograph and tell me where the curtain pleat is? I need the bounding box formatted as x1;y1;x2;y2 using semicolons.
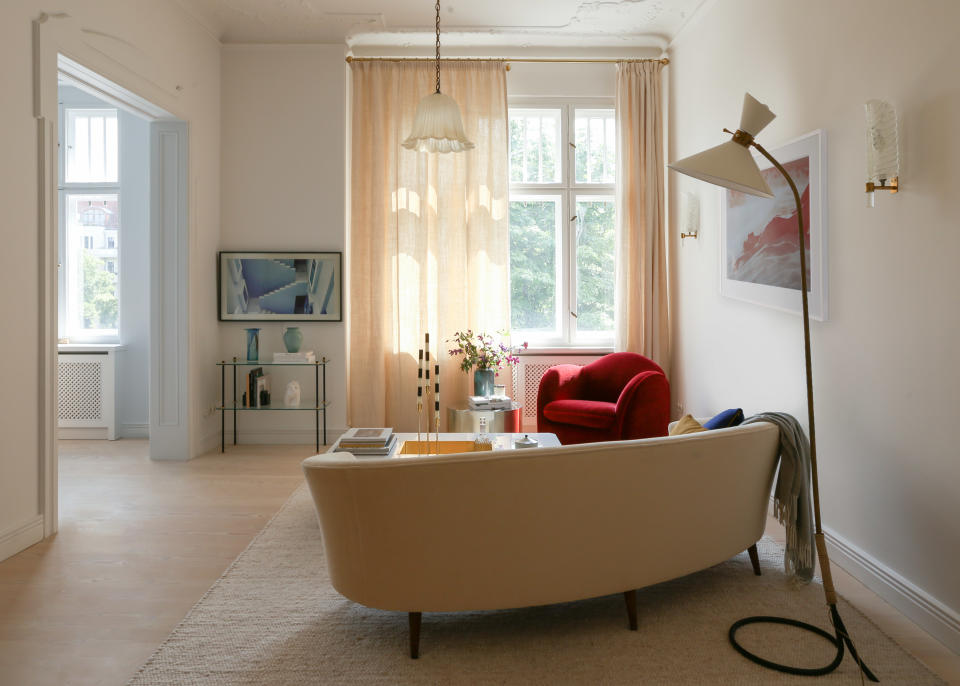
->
348;61;510;430
614;61;670;373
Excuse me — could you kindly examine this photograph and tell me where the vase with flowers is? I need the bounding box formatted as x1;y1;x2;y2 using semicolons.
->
448;330;528;397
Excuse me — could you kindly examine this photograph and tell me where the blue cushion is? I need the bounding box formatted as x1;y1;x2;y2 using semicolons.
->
703;408;744;430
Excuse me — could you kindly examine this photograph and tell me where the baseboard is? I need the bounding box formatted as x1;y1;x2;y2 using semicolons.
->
58;427;108;439
119;423;149;439
767;498;960;654
823;527;960;655
0;516;43;562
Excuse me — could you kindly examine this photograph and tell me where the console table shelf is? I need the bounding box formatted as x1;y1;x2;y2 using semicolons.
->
216;358;328;452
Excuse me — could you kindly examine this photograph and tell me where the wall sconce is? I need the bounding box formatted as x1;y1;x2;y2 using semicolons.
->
865;99;900;207
680;191;700;240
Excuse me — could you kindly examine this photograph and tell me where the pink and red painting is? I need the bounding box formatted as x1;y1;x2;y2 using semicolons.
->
726;157;810;289
720;130;827;320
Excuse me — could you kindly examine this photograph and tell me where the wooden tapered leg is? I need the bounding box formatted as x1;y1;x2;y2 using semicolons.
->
409;612;422;659
747;544;762;576
623;590;638;631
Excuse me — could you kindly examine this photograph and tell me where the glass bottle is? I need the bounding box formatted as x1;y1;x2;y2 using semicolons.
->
474;416;492;450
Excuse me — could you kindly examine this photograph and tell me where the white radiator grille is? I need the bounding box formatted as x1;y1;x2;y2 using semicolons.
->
513;354;604;426
58;361;103;420
57;351;117;439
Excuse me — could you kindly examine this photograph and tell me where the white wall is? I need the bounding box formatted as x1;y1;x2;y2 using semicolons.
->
117;108;151;436
0;0;220;558
219;44;347;443
507;62;618;98
669;0;960;649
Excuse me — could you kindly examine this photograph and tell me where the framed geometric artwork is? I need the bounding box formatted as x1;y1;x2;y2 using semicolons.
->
721;129;828;321
218;251;342;322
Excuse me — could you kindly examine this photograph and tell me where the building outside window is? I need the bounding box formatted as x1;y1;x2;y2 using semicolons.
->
508;103;616;347
59;107;121;342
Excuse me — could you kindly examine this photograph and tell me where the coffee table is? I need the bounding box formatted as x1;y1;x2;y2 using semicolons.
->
331;432;560;458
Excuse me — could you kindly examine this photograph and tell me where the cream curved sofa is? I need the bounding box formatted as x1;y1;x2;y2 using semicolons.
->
302;422;780;657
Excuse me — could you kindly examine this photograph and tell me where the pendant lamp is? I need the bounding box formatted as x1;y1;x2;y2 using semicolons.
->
401;0;474;153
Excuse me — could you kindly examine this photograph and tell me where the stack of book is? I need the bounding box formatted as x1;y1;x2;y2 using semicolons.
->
273;351;317;363
468;395;513;410
334;427;397;456
242;367;272;407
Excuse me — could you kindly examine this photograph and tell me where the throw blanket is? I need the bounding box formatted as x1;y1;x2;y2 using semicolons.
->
743;412;815;583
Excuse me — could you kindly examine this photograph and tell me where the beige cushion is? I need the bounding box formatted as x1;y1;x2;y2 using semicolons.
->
669;414;706;435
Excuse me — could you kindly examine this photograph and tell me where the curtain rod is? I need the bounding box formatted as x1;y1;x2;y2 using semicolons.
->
345;56;669;69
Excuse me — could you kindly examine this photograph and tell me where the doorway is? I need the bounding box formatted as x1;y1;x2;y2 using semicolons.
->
56;75;151;443
37;51;191;538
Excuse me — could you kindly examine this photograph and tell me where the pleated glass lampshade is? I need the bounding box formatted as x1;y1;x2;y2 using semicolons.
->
401;92;475;154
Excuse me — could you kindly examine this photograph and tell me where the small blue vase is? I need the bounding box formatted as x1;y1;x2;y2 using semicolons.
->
282;326;303;353
473;369;495;397
245;328;260;362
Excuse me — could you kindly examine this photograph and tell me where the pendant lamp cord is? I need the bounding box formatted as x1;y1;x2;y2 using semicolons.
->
434;0;441;93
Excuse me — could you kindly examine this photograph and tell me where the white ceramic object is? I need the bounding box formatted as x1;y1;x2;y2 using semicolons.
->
284;380;301;407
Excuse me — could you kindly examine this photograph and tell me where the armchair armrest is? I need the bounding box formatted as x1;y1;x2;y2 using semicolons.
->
537;364;584;406
614;370;671;440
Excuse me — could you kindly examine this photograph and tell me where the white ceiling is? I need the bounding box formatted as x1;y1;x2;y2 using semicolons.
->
173;0;707;49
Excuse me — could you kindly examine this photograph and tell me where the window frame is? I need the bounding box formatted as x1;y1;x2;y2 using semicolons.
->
508;97;616;349
58;102;123;344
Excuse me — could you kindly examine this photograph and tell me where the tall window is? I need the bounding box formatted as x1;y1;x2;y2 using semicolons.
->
509;103;616;347
59;107;121;342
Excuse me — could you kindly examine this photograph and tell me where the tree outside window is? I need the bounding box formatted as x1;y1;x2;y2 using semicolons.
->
508;104;616;347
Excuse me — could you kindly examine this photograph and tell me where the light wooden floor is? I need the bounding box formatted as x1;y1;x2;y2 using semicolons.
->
0;440;309;686
0;440;957;685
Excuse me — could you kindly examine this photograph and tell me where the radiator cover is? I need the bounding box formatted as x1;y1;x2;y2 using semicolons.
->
57;351;117;440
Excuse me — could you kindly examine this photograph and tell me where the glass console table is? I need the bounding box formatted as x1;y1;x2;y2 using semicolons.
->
216;358;328;452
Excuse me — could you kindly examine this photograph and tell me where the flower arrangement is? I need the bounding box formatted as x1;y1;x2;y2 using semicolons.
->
448;330;528;374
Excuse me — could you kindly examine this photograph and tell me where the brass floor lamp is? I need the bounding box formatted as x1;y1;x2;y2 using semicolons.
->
668;94;877;681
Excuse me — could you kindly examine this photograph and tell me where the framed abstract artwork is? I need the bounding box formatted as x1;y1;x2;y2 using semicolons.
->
720;130;828;321
218;251;342;322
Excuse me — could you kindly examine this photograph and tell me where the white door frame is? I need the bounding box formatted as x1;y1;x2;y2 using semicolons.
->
34;13;191;537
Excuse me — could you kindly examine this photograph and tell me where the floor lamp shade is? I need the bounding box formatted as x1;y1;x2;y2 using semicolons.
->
668;140;773;198
667;93;777;198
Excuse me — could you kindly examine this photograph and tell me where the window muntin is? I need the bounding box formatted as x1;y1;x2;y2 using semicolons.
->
65;108;119;184
574;108;616;185
509;103;616;346
509;108;562;185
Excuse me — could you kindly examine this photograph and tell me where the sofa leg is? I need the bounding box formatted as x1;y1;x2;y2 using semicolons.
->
747;544;762;576
623;590;638;631
409;612;422;659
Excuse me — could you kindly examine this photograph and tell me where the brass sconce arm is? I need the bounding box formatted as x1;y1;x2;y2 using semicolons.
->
866;177;899;193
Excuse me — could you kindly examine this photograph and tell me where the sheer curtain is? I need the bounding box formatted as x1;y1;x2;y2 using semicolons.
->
348;60;510;430
614;60;670;372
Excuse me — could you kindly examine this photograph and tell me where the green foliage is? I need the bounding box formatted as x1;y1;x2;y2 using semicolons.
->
509;200;556;331
509;114;557;184
82;252;118;330
448;330;527;373
575;200;615;332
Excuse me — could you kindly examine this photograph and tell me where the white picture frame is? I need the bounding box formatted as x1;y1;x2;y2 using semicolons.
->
720;129;828;321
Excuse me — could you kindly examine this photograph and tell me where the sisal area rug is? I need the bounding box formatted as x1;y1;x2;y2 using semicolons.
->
129;485;942;685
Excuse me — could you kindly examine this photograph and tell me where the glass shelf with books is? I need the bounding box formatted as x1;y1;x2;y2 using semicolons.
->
218;400;330;411
216;357;329;452
217;360;328;367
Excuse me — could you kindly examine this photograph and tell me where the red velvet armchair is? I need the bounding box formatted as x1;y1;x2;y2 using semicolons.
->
536;352;670;445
